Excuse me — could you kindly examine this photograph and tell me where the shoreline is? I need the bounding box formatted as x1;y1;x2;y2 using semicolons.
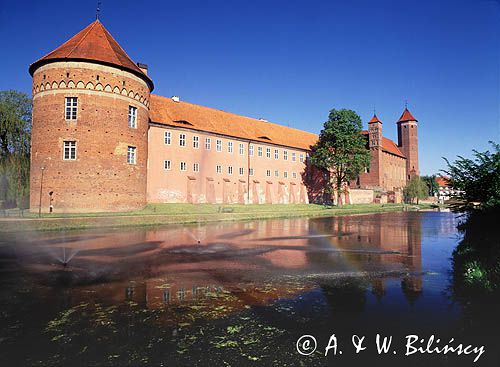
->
0;203;437;233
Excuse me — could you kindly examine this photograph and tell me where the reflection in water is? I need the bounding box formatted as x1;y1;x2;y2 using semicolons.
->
0;212;498;366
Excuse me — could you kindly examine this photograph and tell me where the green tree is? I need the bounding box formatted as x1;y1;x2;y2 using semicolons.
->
421;175;439;196
310;109;370;205
442;141;500;209
403;176;428;204
0;90;32;208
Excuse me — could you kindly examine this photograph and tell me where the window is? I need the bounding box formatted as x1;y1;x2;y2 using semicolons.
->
274;149;279;160
283;150;288;161
205;138;211;150
239;143;244;155
300;153;304;162
216;165;222;174
266;170;271;177
292;152;296;162
228;141;233;153
249;168;254;176
284;171;288;178
164;131;171;145
216;139;222;152
228;166;233;175
63;141;76;160
193;136;199;149
239;167;244;176
164;160;171;170
249;145;254;156
127;146;136;164
179;134;186;147
258;147;263;157
180;161;187;171
274;170;279;177
128;106;137;128
193;163;199;172
292;172;297;179
65;97;77;120
266;148;271;158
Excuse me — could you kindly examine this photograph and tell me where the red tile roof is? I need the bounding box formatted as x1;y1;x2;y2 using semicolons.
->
368;114;382;124
436;176;450;187
361;131;406;158
150;94;318;151
397;108;417;122
29;20;153;90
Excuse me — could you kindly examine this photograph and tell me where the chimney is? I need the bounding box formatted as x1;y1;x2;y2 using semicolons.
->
171;96;180;102
137;62;148;75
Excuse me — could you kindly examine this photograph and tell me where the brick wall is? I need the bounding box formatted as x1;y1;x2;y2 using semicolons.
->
30;61;150;213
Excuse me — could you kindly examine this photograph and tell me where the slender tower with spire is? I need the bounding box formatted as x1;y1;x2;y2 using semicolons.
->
367;113;384;188
396;106;419;179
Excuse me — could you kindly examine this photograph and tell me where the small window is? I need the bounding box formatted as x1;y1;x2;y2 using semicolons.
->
239;167;244;175
216;139;222;152
284;171;288;178
292;172;297;179
292;152;296;162
164;160;171;170
193;136;199;149
266;148;271;158
179;134;186;147
283;150;288;161
228;141;233;153
65;97;78;120
180;161;187;171
274;170;279;177
128;106;137;128
274;149;279;160
239;143;244;155
63;141;76;160
249;145;254;156
127;146;136;165
266;170;271;177
258;146;263;157
164;131;171;145
205;138;211;150
249;168;254;176
193;163;199;172
228;166;233;175
216;165;222;174
300;153;304;162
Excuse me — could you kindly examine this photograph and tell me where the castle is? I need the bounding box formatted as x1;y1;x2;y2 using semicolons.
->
29;20;419;213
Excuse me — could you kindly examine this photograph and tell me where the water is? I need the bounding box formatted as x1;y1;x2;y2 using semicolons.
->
0;212;498;366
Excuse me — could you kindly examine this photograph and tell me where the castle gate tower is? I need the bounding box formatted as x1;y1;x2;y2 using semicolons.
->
29;20;153;212
396;108;419;179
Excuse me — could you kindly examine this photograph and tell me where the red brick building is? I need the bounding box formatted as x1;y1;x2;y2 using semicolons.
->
29;20;419;212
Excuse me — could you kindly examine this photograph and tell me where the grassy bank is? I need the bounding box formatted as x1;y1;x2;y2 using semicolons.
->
0;203;432;233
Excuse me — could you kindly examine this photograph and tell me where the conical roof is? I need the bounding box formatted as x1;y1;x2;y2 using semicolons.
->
368;114;382;124
397;108;417;122
29;20;153;90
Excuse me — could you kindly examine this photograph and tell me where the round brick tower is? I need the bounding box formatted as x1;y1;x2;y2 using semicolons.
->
29;20;154;213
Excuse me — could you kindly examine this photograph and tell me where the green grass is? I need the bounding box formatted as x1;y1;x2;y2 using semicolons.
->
0;203;432;233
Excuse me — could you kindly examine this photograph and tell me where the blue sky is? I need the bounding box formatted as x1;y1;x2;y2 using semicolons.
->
0;0;498;175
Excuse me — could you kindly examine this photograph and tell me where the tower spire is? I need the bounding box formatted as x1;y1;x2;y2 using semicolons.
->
96;1;101;20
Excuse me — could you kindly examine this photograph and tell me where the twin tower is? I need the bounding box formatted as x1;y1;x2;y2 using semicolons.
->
29;20;153;212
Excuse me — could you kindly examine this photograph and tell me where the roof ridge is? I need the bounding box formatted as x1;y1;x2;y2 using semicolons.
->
98;22;123;65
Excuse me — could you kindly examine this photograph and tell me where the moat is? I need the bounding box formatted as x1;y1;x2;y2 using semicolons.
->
0;212;498;366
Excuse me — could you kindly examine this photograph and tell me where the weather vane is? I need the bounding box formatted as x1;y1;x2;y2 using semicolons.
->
405;99;408;109
96;1;101;20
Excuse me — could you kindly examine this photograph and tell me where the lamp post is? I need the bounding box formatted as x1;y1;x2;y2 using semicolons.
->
38;166;45;218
